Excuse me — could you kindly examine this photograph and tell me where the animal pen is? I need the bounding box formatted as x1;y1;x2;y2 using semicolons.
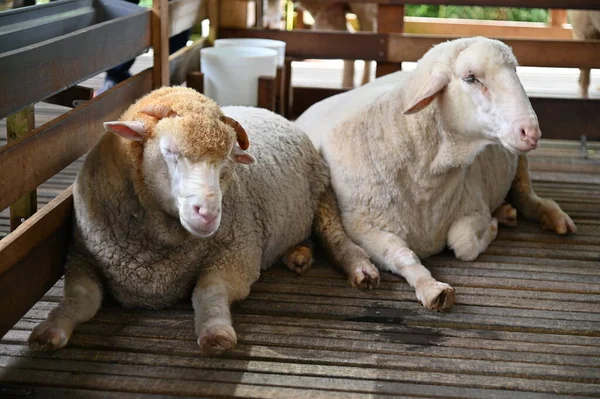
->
0;0;599;397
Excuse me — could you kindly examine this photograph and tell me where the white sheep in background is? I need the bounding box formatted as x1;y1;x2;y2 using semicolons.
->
296;37;576;311
568;10;600;98
28;87;332;356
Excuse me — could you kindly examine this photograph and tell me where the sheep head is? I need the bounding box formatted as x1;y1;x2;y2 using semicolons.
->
103;87;255;238
402;37;541;154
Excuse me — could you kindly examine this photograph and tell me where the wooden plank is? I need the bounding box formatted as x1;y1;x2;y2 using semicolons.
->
0;188;73;276
550;9;568;27
152;0;170;88
0;70;153;212
387;34;600;69
257;76;276;111
0;8;151;120
220;0;248;28
169;38;204;85
6;106;36;231
168;0;201;38
218;28;388;61
0;0;96;54
274;0;600;9
404;17;573;40
376;4;404;78
0;188;72;338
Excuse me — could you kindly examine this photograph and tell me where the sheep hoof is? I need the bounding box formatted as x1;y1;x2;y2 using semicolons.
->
541;208;577;235
493;203;517;227
198;324;237;356
282;245;314;275
28;322;69;352
349;263;380;290
416;279;455;311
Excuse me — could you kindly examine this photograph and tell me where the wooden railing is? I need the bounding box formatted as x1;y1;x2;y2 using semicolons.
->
0;0;205;337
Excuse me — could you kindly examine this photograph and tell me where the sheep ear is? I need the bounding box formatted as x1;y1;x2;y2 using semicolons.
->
222;116;250;150
402;71;451;115
103;121;147;141
232;143;256;165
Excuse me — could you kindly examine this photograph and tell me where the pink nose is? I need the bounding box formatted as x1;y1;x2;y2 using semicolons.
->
193;206;218;224
519;123;541;149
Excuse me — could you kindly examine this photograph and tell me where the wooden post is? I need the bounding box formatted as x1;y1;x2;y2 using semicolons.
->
284;57;293;117
221;0;248;28
207;0;220;44
550;9;567;27
8;106;36;231
257;76;276;111
376;5;404;78
152;0;170;88
186;71;204;93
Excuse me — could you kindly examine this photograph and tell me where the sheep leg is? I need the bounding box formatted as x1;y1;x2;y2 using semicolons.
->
193;265;257;356
508;155;576;235
29;254;103;351
447;215;498;261
282;241;314;275
314;188;380;290
579;68;590;98
493;202;517;227
351;229;454;311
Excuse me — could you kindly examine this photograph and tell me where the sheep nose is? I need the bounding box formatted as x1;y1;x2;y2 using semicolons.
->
519;122;541;149
192;206;218;224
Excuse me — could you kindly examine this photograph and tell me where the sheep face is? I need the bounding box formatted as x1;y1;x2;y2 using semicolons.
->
104;104;255;239
403;38;541;154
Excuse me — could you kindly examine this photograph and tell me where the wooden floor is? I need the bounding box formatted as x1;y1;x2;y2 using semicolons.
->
1;54;600;398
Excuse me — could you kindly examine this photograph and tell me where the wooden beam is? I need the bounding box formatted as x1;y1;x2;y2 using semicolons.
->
257;76;276;111
387;35;600;69
207;0;219;43
279;0;600;10
152;0;170;88
220;0;248;28
0;70;153;212
218;28;388;61
550;9;568;27
0;8;151;120
376;4;404;78
0;187;72;339
169;38;205;85
404;17;573;40
169;0;202;37
7;106;36;231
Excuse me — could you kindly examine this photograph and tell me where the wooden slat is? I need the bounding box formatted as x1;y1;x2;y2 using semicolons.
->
387;34;600;69
168;0;201;37
43;85;94;109
0;70;153;212
404;17;573;40
279;0;600;9
168;38;204;85
0;7;151;120
152;0;170;88
218;28;388;61
0;188;72;338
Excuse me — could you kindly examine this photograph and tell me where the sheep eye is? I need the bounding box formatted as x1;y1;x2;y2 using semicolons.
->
463;74;478;84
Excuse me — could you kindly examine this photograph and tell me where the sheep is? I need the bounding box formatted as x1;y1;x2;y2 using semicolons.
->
264;0;377;88
568;10;600;98
28;86;330;356
296;37;576;311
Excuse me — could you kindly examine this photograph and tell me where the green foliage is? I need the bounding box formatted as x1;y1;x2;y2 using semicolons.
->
405;5;549;22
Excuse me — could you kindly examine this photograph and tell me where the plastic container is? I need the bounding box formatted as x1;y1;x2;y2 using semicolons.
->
214;38;286;67
200;46;278;107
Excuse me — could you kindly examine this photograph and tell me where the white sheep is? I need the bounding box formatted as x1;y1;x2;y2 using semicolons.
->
568;10;600;98
296;37;576;311
28;87;331;356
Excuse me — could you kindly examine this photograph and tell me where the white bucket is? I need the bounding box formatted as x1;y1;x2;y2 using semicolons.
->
214;38;286;67
200;46;278;107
